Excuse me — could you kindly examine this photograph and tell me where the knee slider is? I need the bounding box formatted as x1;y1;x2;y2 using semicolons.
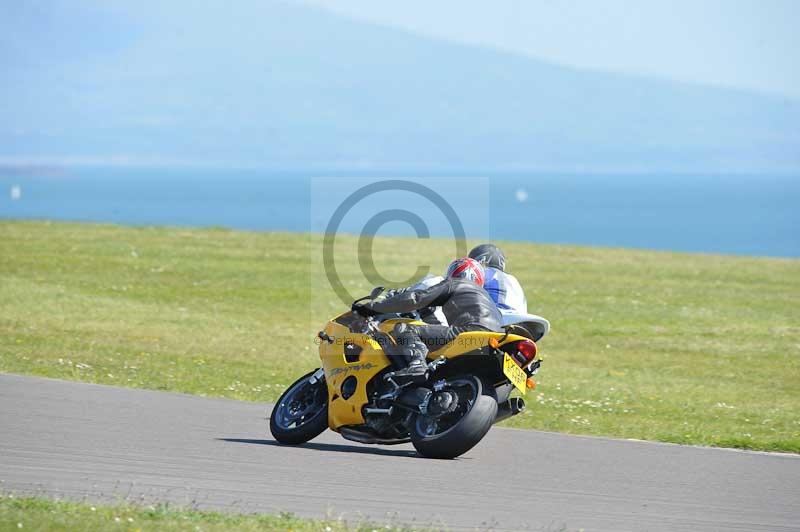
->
393;323;413;335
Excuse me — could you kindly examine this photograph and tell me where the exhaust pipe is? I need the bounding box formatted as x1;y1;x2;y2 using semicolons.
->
494;397;525;424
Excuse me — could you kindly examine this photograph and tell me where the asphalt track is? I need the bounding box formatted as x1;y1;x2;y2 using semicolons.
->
1;374;798;531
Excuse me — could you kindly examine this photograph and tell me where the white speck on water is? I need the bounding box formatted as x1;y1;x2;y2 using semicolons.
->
10;185;21;200
514;188;528;203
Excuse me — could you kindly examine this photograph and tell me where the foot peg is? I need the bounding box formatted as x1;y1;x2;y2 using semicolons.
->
427;356;447;373
387;359;428;381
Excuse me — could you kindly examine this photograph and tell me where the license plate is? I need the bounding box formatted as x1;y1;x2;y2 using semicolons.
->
503;353;527;395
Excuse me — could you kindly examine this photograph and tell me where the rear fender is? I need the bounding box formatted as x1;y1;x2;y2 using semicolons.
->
432;332;533;393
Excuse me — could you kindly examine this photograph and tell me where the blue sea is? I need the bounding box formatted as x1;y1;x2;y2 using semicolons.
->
1;167;798;258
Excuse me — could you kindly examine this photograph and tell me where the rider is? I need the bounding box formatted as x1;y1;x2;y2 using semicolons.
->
357;257;502;379
377;243;527;324
468;244;528;314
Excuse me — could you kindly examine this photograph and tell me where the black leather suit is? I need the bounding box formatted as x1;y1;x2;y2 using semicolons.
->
363;278;502;367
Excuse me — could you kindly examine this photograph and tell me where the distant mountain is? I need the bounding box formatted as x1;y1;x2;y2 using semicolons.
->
2;0;798;172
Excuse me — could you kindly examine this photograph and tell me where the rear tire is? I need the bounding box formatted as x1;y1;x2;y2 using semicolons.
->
269;370;328;445
410;377;498;459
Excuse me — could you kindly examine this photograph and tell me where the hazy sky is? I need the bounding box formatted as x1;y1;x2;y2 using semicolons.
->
302;0;800;98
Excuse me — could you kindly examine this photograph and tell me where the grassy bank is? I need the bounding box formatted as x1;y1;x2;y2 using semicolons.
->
0;495;412;531
1;220;798;452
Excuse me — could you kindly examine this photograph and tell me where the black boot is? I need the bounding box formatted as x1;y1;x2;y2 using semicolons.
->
390;333;430;380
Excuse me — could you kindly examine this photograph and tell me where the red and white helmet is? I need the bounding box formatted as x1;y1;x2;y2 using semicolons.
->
445;257;486;286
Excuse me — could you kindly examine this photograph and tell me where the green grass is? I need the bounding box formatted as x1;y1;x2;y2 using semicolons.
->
1;220;799;452
0;494;416;531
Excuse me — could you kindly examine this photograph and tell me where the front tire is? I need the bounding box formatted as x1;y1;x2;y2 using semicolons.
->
269;370;328;445
410;376;498;459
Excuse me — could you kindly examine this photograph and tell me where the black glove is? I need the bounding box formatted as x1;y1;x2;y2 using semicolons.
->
351;302;378;317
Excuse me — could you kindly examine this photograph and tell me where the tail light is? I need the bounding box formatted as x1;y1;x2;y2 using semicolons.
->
513;339;537;365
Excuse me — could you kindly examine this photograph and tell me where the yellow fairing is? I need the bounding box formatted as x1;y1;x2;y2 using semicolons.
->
434;331;531;359
375;321;528;359
319;320;392;430
320;316;529;430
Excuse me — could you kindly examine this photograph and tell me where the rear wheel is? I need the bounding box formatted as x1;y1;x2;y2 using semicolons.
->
269;370;328;445
410;376;497;459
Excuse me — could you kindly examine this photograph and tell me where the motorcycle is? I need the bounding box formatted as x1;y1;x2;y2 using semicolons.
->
269;287;550;459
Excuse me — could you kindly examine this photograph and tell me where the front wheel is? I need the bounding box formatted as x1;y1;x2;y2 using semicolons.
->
269;369;328;445
410;376;497;459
